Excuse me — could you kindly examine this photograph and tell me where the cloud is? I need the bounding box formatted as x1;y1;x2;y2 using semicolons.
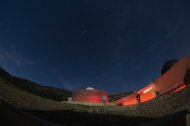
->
0;42;34;68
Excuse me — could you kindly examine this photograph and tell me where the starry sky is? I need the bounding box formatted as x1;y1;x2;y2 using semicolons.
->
0;0;190;93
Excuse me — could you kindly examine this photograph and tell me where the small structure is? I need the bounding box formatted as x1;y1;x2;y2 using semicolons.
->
136;94;141;103
68;97;72;102
102;96;107;112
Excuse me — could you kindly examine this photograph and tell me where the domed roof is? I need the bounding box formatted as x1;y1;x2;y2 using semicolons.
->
161;59;178;75
72;87;109;103
86;87;95;90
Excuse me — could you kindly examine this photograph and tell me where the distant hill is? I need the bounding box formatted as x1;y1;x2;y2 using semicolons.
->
0;67;71;101
1;66;190;123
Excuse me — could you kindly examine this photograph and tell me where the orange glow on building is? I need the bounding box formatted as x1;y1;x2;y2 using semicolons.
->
154;56;190;94
137;83;156;94
113;56;190;106
123;98;137;106
113;93;137;105
71;56;189;105
140;91;156;102
72;88;109;103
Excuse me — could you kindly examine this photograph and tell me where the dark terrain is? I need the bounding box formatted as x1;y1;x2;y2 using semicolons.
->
0;100;154;126
0;67;71;101
0;67;189;126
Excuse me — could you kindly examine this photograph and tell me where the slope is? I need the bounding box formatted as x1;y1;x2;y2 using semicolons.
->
0;67;71;101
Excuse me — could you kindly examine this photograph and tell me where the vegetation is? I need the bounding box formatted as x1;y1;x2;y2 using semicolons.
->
0;101;44;126
0;67;71;101
62;101;116;107
0;66;190;119
0;81;101;111
27;109;154;126
0;100;154;126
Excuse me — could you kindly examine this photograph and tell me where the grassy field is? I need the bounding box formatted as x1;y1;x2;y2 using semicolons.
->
0;67;71;101
0;100;154;126
0;101;44;126
62;101;116;106
27;109;154;126
0;66;190;126
0;80;100;111
1;78;190;118
1;98;186;126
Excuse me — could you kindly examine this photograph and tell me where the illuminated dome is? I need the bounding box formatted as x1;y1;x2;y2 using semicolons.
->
72;88;109;103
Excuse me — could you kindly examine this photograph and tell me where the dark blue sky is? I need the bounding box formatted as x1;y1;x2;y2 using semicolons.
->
0;0;190;93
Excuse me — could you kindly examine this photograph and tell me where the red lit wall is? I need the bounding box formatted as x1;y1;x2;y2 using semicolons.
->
113;56;190;106
113;93;137;105
154;56;190;94
113;89;156;105
140;91;156;102
72;89;109;103
123;98;137;106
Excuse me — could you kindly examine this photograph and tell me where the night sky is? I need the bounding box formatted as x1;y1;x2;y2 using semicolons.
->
0;0;190;93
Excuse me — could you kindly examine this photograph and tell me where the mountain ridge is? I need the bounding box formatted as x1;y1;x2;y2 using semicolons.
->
0;67;71;101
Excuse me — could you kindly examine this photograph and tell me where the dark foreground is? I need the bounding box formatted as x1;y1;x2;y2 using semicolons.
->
26;109;188;126
0;100;153;126
0;100;188;126
27;110;153;126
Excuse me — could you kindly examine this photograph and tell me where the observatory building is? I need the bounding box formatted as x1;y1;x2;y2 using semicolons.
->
114;56;190;106
72;87;109;103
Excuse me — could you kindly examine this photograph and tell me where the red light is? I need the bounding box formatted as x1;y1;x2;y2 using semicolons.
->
72;89;109;103
174;84;186;93
140;91;156;102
